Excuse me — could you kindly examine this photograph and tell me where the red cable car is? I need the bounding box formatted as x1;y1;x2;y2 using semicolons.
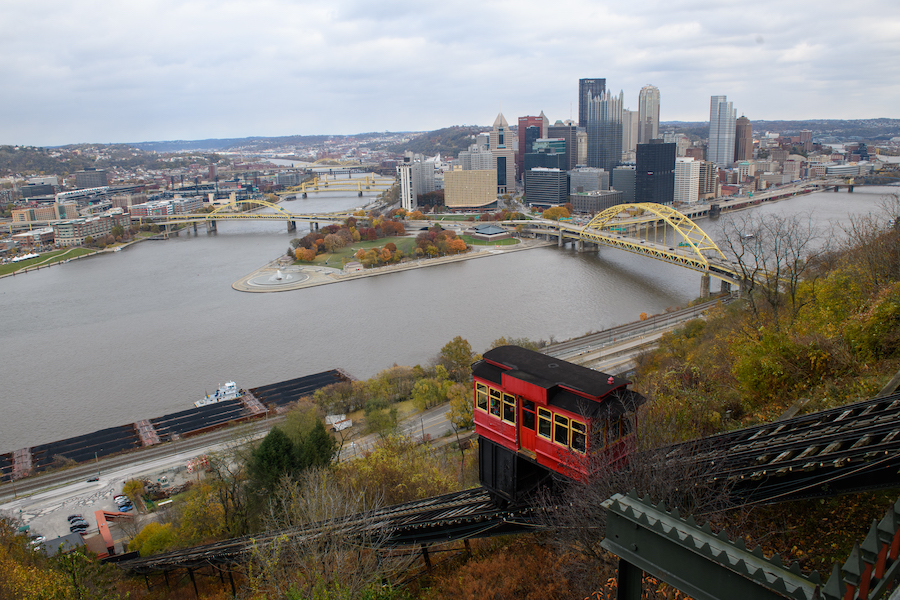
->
473;345;646;504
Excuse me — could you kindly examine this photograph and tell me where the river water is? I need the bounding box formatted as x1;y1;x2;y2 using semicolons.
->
1;184;896;452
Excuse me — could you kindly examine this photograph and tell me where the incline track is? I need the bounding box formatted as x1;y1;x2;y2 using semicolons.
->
680;391;900;503
120;392;900;574
122;487;542;574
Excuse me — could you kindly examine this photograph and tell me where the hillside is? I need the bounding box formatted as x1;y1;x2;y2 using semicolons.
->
383;125;490;158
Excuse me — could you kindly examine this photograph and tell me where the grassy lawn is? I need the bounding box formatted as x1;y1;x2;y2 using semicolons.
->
0;247;95;276
459;235;520;246
293;235;417;266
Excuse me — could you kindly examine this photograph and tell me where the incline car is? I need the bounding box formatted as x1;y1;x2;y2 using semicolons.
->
473;345;646;504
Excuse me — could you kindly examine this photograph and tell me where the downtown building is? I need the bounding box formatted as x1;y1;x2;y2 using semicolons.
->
708;95;736;168
517;113;549;178
489;113;516;195
613;165;636;203
622;109;639;162
586;89;624;175
578;78;606;128
734;116;753;162
444;168;497;210
674;157;700;204
635;141;675;205
524;168;568;207
547;121;578;171
638;85;660;145
74;168;108;189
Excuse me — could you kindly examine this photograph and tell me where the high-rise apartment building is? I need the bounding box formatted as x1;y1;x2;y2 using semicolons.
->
638;85;660;145
708;96;736;168
586;89;623;174
548;123;578;171
578;78;606;128
734;116;753;162
636;141;675;205
622;109;639;161
489;113;516;195
674;157;700;204
517;113;548;178
397;154;435;211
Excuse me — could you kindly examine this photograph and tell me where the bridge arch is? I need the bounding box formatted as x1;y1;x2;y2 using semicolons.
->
583;203;727;269
207;198;294;218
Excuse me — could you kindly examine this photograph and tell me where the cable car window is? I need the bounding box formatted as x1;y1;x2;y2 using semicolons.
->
609;417;621;441
538;408;552;439
476;383;489;412
621;415;633;436
554;414;569;445
502;393;516;424
522;399;535;430
489;388;501;417
571;420;587;453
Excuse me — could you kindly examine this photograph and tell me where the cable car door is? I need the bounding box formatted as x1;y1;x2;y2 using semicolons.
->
520;398;536;452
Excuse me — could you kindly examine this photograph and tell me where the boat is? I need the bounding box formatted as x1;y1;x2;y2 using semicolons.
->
195;381;240;407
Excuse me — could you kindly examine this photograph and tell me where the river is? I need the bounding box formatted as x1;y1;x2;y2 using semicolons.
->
0;184;896;452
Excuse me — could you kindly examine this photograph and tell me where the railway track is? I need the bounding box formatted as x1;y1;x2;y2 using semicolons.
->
120;391;900;574
676;391;900;504
121;487;541;574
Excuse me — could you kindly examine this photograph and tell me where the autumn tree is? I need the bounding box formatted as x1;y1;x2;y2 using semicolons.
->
438;336;475;382
542;206;570;221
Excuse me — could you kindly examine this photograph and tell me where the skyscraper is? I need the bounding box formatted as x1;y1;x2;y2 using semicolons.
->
490;112;516;194
637;85;660;145
586;89;623;174
708;95;736;168
578;78;606;128
517;113;548;178
734;115;753;162
636;140;675;205
548;122;578;171
622;109;638;160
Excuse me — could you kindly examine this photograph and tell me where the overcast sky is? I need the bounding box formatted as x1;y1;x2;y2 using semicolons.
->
3;0;899;147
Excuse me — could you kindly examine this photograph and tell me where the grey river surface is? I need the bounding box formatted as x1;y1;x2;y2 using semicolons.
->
1;185;896;452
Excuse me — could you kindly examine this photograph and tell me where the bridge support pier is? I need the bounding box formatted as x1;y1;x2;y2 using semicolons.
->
207;220;217;233
700;274;710;299
576;239;584;252
302;192;308;199
558;233;564;247
720;280;732;294
287;220;296;233
849;185;854;193
192;222;197;233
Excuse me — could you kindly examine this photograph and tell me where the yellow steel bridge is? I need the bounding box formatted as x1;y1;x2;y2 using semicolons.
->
276;175;395;196
527;203;741;285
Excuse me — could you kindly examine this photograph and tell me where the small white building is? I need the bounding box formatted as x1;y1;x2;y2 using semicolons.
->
674;157;700;204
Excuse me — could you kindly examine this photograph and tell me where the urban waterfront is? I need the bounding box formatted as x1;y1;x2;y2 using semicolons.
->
0;186;895;452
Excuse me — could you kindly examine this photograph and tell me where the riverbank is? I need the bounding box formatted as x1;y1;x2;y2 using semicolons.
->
232;237;554;292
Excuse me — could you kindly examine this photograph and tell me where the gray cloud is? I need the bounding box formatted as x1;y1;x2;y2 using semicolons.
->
2;0;898;145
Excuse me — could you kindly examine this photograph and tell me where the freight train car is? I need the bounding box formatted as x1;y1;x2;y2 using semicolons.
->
473;345;646;504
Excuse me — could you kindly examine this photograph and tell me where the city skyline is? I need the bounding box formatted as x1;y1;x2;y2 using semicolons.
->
2;0;899;147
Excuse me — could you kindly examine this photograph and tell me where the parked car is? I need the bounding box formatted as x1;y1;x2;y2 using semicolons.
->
69;523;88;533
117;504;133;512
113;494;128;504
86;477;99;482
66;514;83;523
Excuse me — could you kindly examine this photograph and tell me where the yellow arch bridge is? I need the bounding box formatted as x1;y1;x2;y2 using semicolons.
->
524;203;742;296
143;199;353;234
276;175;395;197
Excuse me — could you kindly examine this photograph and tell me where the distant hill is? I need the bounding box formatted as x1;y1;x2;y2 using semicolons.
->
384;126;490;159
662;118;900;140
131;135;334;153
